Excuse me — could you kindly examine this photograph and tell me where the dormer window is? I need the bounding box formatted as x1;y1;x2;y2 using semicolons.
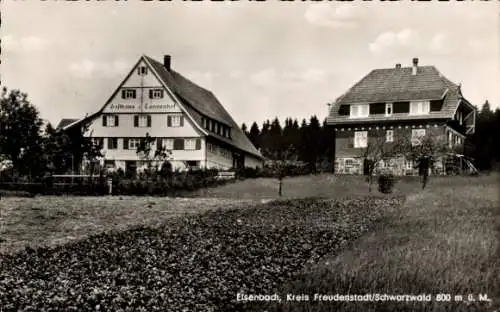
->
410;101;430;115
121;89;136;99
350;104;369;118
385;103;393;116
138;66;148;76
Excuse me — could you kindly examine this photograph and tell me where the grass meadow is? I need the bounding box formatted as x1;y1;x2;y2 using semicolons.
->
269;173;500;312
0;173;498;311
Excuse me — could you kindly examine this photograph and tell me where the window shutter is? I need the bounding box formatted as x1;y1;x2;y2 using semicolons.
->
123;138;129;150
134;116;139;127
160;90;164;98
180;116;184;127
149;89;153;99
115;115;119;127
195;138;201;150
173;138;184;150
167;116;172;127
102;116;107;127
107;138;112;149
157;138;162;148
121;90;125;99
147;115;152;127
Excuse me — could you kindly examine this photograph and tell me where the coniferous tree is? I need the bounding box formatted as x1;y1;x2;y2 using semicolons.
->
248;122;261;150
241;123;248;137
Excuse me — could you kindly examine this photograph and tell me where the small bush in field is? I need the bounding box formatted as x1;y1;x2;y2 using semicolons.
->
378;174;396;194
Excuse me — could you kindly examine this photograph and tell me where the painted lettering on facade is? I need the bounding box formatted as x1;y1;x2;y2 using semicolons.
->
109;103;137;110
144;103;174;110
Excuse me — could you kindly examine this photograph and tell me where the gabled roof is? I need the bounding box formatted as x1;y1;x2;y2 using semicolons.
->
61;55;262;159
327;64;474;125
56;118;78;130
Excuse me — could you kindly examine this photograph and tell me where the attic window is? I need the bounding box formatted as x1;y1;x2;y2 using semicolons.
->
393;102;410;114
385;103;393;116
149;89;164;99
369;103;385;115
430;99;443;112
122;89;136;99
138;66;148;76
338;105;350;116
410;101;430;115
350;104;369;118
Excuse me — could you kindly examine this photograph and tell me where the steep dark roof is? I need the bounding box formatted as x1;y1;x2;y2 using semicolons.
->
144;56;262;159
56;118;78;130
327;65;471;125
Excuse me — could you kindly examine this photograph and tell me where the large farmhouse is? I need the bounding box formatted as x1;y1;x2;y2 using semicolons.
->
58;55;263;173
326;58;476;175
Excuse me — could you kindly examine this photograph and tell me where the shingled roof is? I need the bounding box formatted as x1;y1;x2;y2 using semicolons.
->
327;62;473;125
61;55;262;159
143;56;261;158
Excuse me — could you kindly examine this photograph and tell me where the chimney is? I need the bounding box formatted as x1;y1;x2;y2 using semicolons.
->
412;57;418;75
395;63;401;69
164;55;171;71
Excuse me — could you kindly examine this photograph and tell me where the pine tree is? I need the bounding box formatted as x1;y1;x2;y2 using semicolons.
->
248;122;260;149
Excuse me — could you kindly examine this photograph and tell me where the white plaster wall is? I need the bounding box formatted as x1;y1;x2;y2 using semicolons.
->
245;155;263;169
87;113;200;138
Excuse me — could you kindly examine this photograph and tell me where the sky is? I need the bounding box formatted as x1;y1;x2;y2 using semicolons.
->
1;1;499;128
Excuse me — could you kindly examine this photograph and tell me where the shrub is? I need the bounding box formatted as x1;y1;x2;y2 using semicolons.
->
378;173;396;194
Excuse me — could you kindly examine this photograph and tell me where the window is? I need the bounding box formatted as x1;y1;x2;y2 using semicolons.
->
350;104;369;118
102;115;119;127
369;103;385;115
448;131;453;148
167;115;183;127
207;142;218;153
430;99;443;112
137;66;148;76
128;138;140;150
386;130;394;142
121;89;137;99
338;105;350;116
107;138;118;150
411;129;426;146
410;101;430;115
385;103;393;116
91;138;103;148
405;159;413;170
211;120;216;132
134;115;151;128
344;159;355;174
162;139;174;150
393;102;410;114
149;89;164;99
184;139;197;150
354;131;368;148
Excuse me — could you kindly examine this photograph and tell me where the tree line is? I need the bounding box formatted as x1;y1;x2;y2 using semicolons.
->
241;116;335;173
